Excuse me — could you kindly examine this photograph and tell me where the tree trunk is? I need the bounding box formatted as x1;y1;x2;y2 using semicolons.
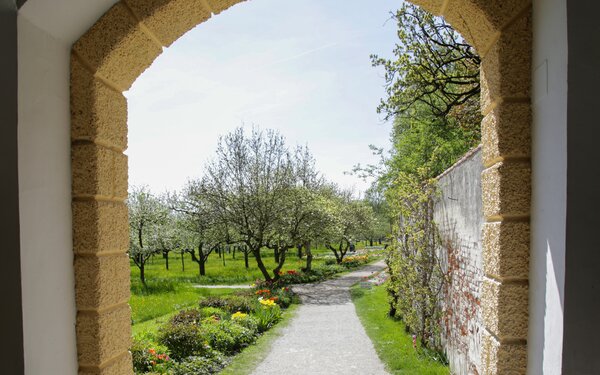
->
140;264;146;287
304;242;313;272
272;247;288;281
244;250;249;269
199;257;206;276
253;247;272;281
232;246;236;259
164;251;169;270
181;251;185;271
221;247;226;266
297;244;303;259
273;247;280;263
369;239;373;247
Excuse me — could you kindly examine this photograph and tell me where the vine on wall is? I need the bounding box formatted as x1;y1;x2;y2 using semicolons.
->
385;170;482;372
385;173;446;351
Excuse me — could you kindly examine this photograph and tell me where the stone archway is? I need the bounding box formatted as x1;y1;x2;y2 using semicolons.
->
70;0;531;373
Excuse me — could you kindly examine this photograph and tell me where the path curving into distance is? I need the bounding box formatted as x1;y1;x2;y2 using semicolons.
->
251;260;389;375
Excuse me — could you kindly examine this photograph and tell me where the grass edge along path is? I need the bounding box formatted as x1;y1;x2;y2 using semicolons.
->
351;283;449;375
219;304;300;375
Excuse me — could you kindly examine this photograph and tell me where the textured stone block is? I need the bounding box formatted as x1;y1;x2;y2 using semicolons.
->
481;330;527;374
72;143;120;198
410;0;444;15
75;254;130;310
207;0;244;14
73;200;129;255
482;278;528;339
443;1;496;55
73;2;163;90
125;0;211;46
482;161;531;218
113;152;129;199
76;304;131;366
79;352;133;375
481;12;532;110
482;102;531;164
483;222;530;279
464;0;531;31
71;56;127;151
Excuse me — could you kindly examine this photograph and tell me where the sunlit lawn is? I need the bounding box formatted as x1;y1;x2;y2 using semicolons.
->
352;283;450;375
130;243;368;286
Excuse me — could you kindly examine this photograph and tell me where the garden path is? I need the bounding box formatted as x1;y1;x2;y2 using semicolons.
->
251;260;389;375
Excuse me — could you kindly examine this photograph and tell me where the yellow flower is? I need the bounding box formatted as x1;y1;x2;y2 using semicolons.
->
259;299;276;307
232;311;248;320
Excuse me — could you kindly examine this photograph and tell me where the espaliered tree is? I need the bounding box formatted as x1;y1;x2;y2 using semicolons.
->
202;127;296;282
128;186;168;287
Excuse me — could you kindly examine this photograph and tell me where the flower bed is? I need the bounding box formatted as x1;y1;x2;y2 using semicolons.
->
132;288;294;374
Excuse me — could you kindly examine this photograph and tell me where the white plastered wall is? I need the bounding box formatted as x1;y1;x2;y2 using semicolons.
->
528;0;568;373
17;1;117;373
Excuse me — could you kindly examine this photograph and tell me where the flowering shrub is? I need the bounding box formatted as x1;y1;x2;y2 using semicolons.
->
131;338;173;373
231;311;248;320
231;313;259;333
342;255;369;268
253;299;282;332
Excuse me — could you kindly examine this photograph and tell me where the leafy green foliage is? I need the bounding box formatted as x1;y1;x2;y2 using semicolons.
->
386;175;445;350
372;4;480;127
202;320;257;353
253;302;282;333
352;283;449;374
157;322;209;360
198;295;255;314
170;352;229;375
131;338;173;374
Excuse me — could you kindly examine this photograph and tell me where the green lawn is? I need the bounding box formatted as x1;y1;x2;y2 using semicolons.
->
130;243;373;287
130;284;240;325
351;283;449;375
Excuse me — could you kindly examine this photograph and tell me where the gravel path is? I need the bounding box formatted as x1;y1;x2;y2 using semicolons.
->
193;284;251;289
251;260;389;375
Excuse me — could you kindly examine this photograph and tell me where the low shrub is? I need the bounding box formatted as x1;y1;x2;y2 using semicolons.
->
199;307;229;320
170;351;229;375
131;338;173;374
342;255;369;268
198;295;254;313
324;257;337;266
201;320;256;354
231;312;259;334
169;308;203;326
157;322;209;360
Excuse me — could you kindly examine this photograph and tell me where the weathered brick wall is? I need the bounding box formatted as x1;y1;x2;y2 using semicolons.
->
434;146;484;374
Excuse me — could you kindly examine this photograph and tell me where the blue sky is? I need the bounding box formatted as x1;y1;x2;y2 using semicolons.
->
126;0;402;195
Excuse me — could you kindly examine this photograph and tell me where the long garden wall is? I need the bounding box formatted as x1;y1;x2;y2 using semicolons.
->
434;146;484;374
